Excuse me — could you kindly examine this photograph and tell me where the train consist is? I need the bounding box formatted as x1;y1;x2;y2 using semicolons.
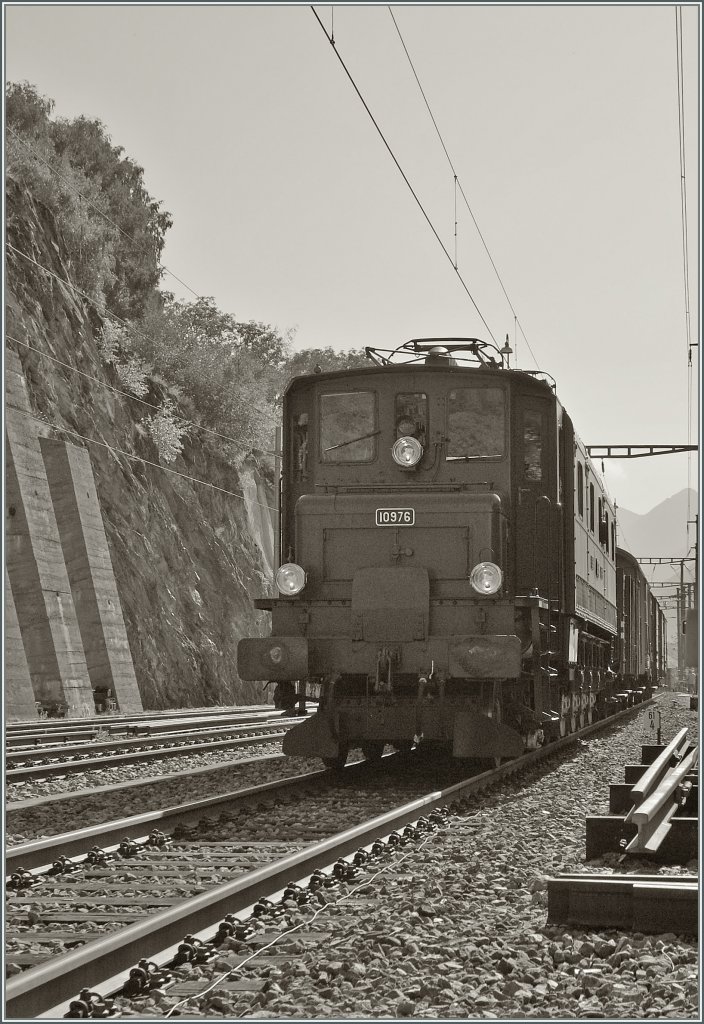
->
616;548;667;686
238;339;666;767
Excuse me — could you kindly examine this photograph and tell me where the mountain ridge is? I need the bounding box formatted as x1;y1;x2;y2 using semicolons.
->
616;488;698;558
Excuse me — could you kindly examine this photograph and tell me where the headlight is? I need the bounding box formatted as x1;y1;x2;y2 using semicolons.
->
275;563;306;596
469;561;503;595
392;436;423;467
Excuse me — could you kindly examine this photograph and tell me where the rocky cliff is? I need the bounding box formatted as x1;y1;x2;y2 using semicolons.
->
6;183;275;709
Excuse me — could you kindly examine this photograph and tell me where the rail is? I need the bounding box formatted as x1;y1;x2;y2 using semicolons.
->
5;699;650;1017
623;728;698;855
5;729;292;783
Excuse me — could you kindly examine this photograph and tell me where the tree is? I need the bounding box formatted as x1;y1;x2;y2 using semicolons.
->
282;346;369;382
6;81;171;319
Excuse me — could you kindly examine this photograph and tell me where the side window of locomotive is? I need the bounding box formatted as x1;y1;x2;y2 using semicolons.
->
577;461;584;517
522;410;542;481
320;391;377;463
292;412;309;482
446;387;504;459
589;483;595;533
611;521;616;558
395;392;427;445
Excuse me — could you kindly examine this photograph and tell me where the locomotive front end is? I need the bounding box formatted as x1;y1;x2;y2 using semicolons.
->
238;345;539;765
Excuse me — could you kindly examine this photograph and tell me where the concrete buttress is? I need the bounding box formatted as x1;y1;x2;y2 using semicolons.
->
5;348;94;712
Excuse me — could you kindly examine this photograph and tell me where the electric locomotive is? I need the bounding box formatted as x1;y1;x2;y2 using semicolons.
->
238;339;636;767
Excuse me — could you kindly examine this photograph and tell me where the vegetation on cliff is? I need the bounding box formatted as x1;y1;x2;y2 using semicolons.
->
7;81;367;469
5;82;367;707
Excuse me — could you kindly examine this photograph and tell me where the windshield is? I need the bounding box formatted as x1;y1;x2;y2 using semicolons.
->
447;387;505;459
320;391;377;462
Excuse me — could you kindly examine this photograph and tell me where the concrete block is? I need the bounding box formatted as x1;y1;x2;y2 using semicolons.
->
5;349;94;713
40;437;142;713
4;567;39;720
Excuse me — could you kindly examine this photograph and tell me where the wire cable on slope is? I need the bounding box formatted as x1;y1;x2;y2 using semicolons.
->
6;334;279;458
6;241;278;428
6;124;201;300
310;5;498;345
387;5;540;371
34;420;279;515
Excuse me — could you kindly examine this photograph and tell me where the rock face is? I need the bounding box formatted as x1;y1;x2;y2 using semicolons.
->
5;185;274;709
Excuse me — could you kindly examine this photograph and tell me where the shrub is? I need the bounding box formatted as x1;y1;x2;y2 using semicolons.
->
147;404;188;464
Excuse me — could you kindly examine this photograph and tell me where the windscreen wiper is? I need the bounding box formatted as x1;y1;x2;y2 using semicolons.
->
324;429;381;453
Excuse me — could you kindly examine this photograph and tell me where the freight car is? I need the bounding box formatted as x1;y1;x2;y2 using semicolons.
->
616;548;667;686
238;339;661;767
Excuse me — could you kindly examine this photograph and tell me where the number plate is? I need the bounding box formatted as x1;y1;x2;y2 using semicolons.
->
375;508;415;526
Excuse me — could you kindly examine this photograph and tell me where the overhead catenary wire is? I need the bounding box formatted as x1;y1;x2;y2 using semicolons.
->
674;7;696;537
387;5;540;372
6;123;202;300
674;8;692;359
6;241;278;429
310;5;498;346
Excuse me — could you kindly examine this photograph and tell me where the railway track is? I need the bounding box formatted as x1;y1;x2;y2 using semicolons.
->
5;718;305;783
5;700;654;1018
5;704;278;737
5;705;317;749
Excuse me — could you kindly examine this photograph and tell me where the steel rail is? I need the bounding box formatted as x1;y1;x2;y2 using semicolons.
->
5;700;650;1018
626;727;690;809
7;718;302;762
5;711;289;747
6;767;332;874
5;704;275;733
5;731;291;783
625;746;699;854
6;753;286;814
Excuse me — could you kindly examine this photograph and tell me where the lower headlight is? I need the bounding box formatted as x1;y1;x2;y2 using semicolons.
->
275;563;306;596
392;435;423;467
469;561;503;595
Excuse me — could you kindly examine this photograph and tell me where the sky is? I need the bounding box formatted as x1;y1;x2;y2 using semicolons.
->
4;1;700;523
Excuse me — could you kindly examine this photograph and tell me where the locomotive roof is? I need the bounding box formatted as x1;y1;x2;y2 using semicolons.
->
283;361;556;398
616;547;645;575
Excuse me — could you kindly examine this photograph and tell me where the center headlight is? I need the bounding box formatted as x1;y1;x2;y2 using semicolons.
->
275;562;306;596
392;435;423;467
469;561;503;595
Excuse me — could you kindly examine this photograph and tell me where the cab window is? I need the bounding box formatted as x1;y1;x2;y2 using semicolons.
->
395;392;427;445
447;387;504;459
320;391;377;463
577;462;584;517
589;484;595;533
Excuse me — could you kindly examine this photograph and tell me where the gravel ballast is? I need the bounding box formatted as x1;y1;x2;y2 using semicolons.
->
6;747;324;845
110;694;699;1020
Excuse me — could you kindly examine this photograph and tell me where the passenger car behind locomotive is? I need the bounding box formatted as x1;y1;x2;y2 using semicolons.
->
238;339;662;767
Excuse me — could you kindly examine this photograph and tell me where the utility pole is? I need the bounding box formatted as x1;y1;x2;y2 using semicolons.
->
678;557;685;680
687;514;698;607
676;587;681;676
